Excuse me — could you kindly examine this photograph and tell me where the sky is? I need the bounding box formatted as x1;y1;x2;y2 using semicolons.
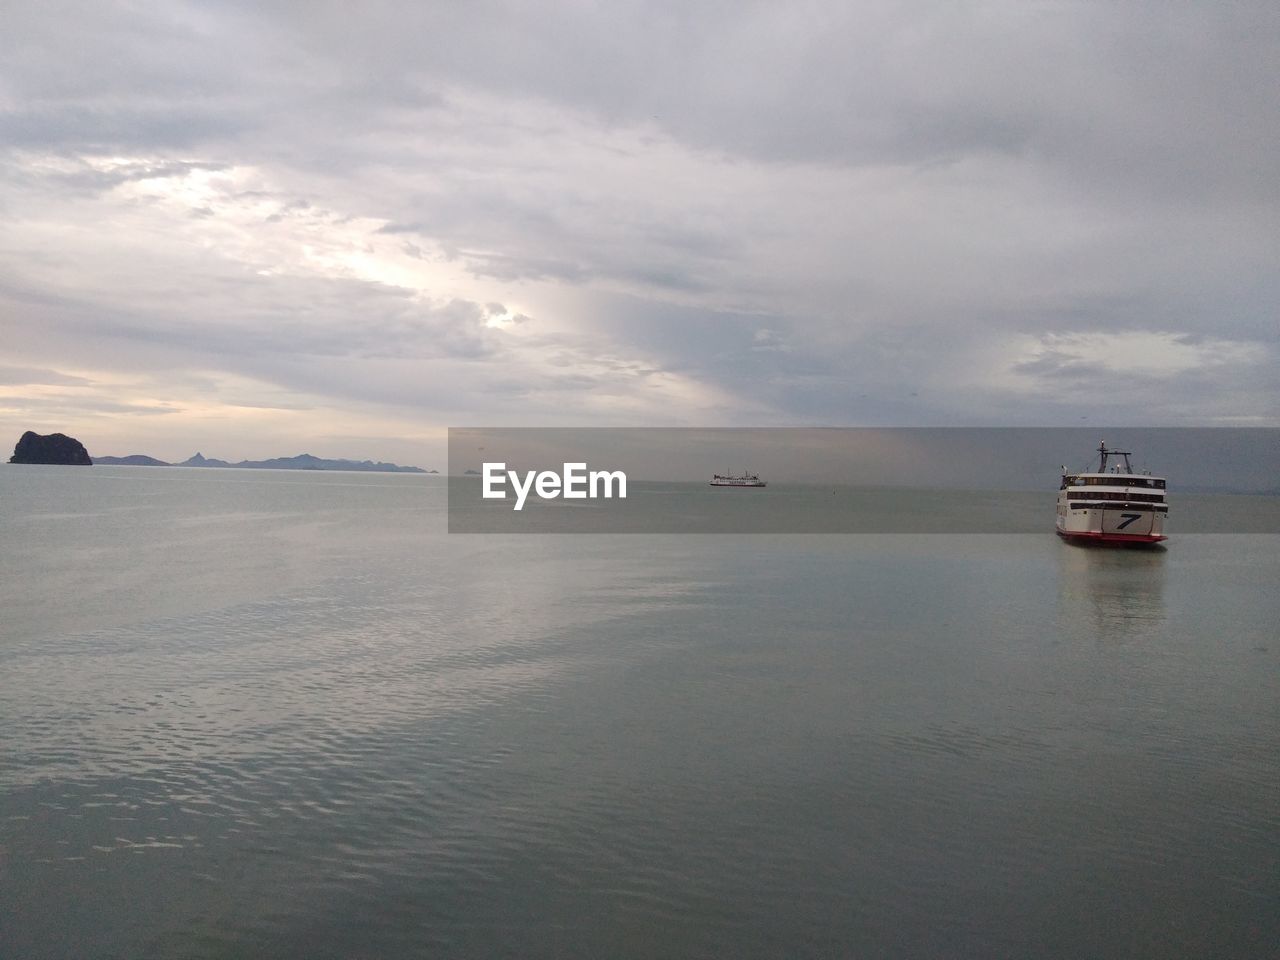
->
2;1;1277;468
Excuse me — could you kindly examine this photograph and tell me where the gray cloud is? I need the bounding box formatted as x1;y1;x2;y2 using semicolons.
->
0;365;93;387
0;394;182;417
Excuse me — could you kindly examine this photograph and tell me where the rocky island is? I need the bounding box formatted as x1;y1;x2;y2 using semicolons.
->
8;431;93;465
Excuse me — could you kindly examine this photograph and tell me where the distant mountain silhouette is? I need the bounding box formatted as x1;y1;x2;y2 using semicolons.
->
208;453;428;473
8;431;92;465
180;452;231;467
92;450;430;473
94;454;170;466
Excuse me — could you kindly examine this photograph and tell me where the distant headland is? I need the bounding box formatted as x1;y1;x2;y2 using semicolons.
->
8;430;434;473
98;452;434;473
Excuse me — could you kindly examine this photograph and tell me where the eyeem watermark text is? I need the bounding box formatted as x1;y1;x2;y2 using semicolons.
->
481;462;627;511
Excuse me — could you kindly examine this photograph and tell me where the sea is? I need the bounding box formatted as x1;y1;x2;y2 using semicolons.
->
1;465;1277;959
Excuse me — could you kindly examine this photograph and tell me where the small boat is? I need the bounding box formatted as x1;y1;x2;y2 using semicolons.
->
710;472;766;488
1056;441;1167;545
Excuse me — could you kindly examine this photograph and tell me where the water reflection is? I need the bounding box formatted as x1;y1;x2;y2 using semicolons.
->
1057;541;1168;640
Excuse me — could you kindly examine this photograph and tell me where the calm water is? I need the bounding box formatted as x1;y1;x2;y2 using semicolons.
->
1;465;1277;959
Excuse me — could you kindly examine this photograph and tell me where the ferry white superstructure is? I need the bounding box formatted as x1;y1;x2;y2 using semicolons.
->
1056;442;1167;544
710;472;766;488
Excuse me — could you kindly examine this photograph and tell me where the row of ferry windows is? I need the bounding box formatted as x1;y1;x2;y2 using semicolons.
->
1066;491;1165;502
1069;476;1165;489
1068;503;1167;512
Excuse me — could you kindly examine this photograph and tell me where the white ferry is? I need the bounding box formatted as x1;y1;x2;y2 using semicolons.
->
710;472;766;488
1056;442;1167;545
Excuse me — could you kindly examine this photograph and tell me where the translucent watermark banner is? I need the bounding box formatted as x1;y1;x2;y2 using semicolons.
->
446;428;1280;534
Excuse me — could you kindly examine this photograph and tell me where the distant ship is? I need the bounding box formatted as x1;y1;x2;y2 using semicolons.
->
710;472;766;488
1056;441;1168;545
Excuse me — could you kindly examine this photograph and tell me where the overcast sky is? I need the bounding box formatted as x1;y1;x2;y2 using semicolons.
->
2;1;1276;466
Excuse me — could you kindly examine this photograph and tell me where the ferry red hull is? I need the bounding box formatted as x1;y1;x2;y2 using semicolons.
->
1056;529;1167;545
